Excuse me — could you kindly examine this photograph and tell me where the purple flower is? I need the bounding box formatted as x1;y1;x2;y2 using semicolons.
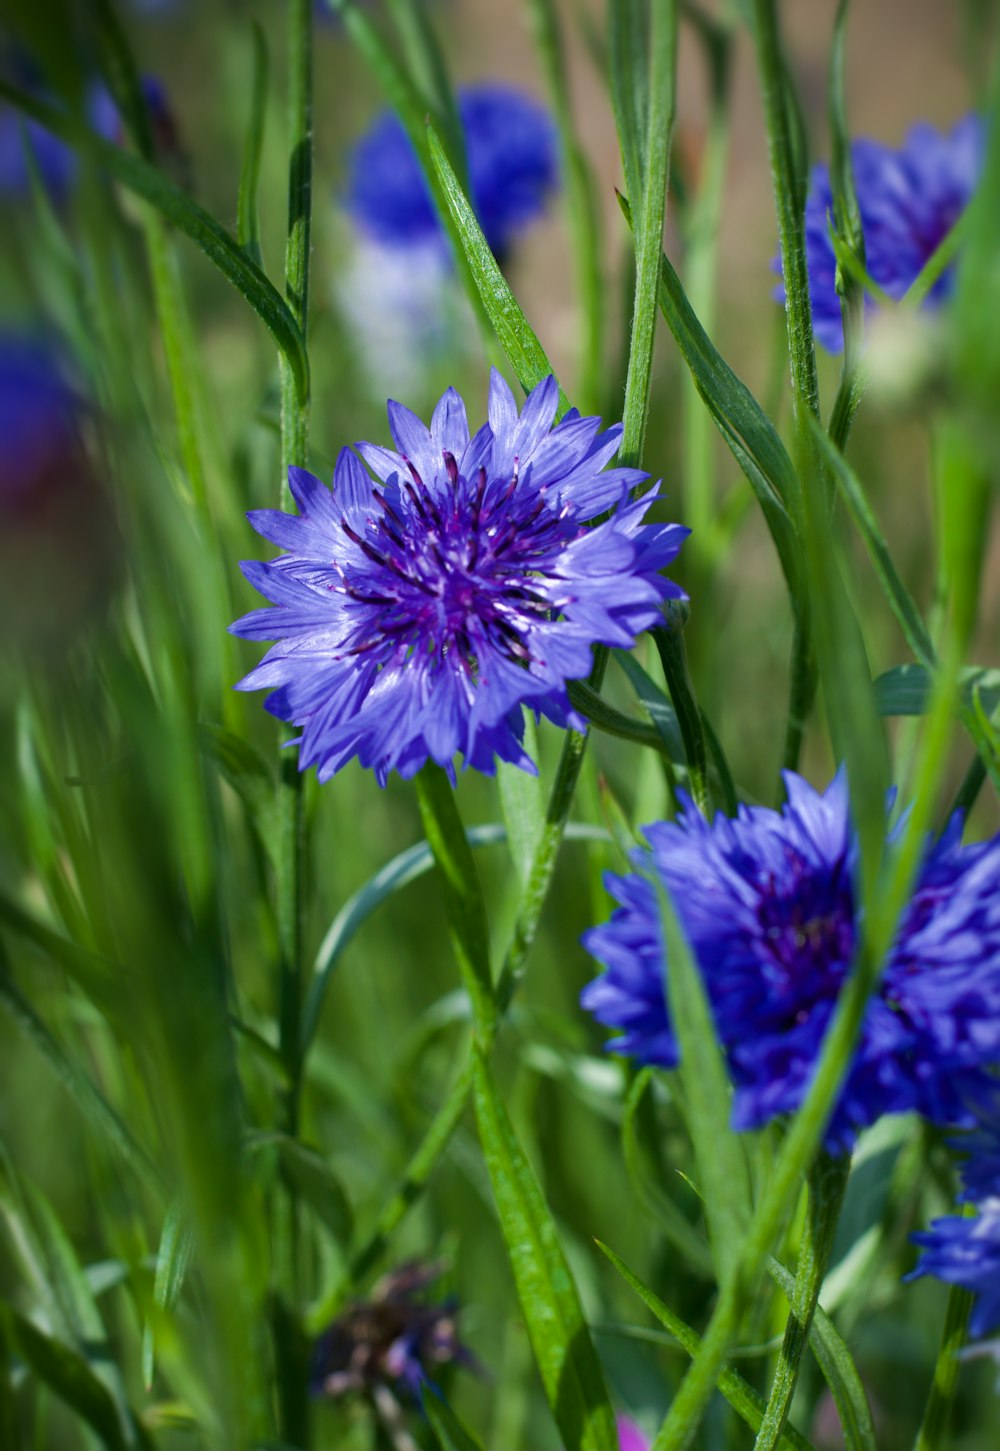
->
310;1261;469;1402
778;115;985;352
910;1098;1000;1349
345;83;558;258
617;1415;651;1451
231;372;686;785
580;772;1000;1153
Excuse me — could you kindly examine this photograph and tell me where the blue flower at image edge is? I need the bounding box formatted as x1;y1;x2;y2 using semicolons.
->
580;773;1000;1153
777;115;984;352
909;1098;1000;1353
345;84;558;257
230;372;687;786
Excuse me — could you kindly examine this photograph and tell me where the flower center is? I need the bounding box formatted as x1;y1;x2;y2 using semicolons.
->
755;856;856;1002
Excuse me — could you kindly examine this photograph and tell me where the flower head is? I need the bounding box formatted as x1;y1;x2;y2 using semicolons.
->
580;772;1000;1153
778;115;984;352
231;371;687;785
345;83;558;258
310;1261;468;1402
909;1096;1000;1349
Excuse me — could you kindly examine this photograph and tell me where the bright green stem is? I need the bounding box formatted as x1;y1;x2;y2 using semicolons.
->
912;1272;974;1451
752;0;820;778
414;767;498;1044
143;214;210;514
754;1154;851;1451
652;615;711;815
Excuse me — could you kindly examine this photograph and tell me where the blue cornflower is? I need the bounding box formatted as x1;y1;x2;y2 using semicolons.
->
910;1097;1000;1353
230;371;687;786
778;115;984;352
345;84;558;258
0;334;80;503
580;773;1000;1153
310;1261;470;1402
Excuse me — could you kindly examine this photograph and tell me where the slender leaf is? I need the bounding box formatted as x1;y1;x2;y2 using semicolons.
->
142;1203;195;1389
237;22;269;268
422;1386;486;1451
426;121;566;407
2;1304;144;1451
652;876;750;1287
620;1071;714;1276
0;82;308;404
246;1133;353;1244
498;716;545;893
598;1242;814;1451
767;1258;877;1451
567;679;681;756
471;1051;618;1451
608;0;648;208
614;650;687;762
873;665;1000;719
807;419;935;666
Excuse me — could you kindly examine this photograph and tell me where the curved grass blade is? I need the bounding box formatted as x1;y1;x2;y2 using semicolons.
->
142;1201;195;1389
597;1242;815;1451
652;875;751;1287
422;1386;486;1451
472;1050;618;1451
807;419;935;667
620;1070;714;1276
2;1303;150;1451
0;968;162;1193
0;82;308;404
426;122;566;408
237;22;270;268
872;665;1000;718
767;1258;876;1451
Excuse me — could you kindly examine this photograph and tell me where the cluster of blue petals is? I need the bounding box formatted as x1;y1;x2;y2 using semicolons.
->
345;84;558;257
0;334;79;503
910;1096;1000;1353
581;773;1000;1153
781;115;984;352
231;372;687;786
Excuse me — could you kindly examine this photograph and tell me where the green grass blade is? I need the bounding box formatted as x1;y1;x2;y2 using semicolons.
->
471;1051;619;1451
807;418;935;667
415;767;497;1042
498;716;545;893
651;875;751;1288
620;1;678;469
597;1242;815;1451
143;1202;195;1389
237;22;269;268
620;1071;714;1276
426;122;566;406
0;81;308;405
422;1386;487;1451
614;650;687;764
767;1258;877;1451
608;0;648;208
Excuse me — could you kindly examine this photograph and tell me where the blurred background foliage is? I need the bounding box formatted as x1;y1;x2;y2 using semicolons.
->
1;1;999;1448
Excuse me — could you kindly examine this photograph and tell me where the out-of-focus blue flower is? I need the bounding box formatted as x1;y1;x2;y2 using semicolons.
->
345;83;558;258
310;1261;469;1402
1;72;179;202
910;1097;1000;1351
0;332;116;646
580;772;1000;1153
779;115;985;352
231;371;687;786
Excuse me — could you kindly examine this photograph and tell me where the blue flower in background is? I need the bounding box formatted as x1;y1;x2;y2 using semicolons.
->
310;1261;470;1402
0;334;80;503
779;115;985;352
580;773;1000;1153
345;84;558;258
230;371;687;786
910;1097;1000;1354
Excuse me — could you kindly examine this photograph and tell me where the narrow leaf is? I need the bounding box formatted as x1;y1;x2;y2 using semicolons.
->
426;122;566;407
498;716;544;892
873;664;1000;718
422;1386;486;1451
652;876;751;1286
0;82;308;404
598;1242;814;1451
471;1051;618;1451
807;419;935;667
142;1202;194;1388
237;22;269;267
246;1134;353;1244
767;1258;877;1451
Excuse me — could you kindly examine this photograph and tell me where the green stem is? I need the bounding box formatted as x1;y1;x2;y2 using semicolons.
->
782;605;817;775
754;1155;851;1451
277;0;314;1131
652;615;711;815
912;1277;974;1451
